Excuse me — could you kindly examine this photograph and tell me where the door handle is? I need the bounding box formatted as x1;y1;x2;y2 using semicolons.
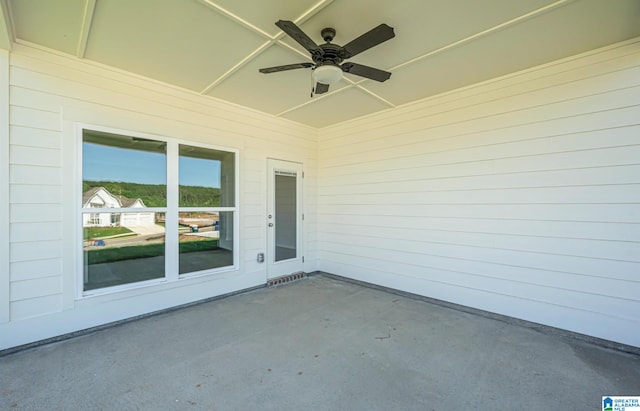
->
268;223;274;227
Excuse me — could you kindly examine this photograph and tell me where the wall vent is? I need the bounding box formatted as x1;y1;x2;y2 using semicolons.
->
268;272;305;287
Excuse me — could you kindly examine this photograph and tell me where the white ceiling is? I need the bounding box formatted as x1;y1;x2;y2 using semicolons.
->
1;0;640;128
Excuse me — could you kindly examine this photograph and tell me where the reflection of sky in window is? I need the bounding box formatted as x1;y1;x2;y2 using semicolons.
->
179;156;221;188
83;143;220;188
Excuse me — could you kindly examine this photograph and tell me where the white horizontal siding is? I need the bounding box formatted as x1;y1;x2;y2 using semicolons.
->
10;184;62;204
321;123;640;176
10;164;62;185
1;50;9;323
10;295;63;321
320;203;640;223
1;43;318;349
10;240;62;262
8;96;63;323
318;38;640;347
11;259;62;282
10;222;62;243
10;145;61;167
10;276;62;302
10;204;62;224
9;125;61;149
322;164;640;195
9;105;60;131
320;225;640;266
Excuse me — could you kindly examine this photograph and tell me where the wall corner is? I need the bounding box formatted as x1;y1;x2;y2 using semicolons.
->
0;49;10;323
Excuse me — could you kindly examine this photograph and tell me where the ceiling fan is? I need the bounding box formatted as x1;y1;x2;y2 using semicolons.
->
259;20;395;96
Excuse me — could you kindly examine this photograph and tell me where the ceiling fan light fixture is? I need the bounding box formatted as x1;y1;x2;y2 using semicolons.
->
313;64;343;85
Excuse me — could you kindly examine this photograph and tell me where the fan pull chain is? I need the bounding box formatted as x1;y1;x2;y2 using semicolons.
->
310;73;315;98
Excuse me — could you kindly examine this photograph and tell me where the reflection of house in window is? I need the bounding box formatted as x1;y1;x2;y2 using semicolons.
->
82;187;154;227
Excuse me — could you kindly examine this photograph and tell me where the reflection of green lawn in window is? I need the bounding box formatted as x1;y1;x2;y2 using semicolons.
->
87;242;164;264
84;239;232;290
180;239;218;253
87;239;218;264
84;226;134;240
84;241;167;290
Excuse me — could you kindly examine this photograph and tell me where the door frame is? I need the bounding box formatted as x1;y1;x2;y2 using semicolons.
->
266;158;304;279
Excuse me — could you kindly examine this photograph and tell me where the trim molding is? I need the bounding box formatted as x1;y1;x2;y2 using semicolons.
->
0;49;10;324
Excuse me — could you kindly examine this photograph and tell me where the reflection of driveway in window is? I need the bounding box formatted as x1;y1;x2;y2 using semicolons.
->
122;224;165;236
184;231;220;239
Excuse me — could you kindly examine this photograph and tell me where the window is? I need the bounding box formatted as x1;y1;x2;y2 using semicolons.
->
81;128;237;294
178;145;235;274
88;213;100;226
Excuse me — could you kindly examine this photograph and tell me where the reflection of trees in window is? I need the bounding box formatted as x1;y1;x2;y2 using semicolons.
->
82;181;168;208
178;186;221;207
82;130;167;207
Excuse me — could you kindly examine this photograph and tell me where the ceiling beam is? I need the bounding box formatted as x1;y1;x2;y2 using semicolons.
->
275;84;351;117
356;85;395;108
390;0;571;72
339;0;573;102
76;0;96;58
197;0;273;39
292;0;335;27
0;0;15;51
198;0;334;95
200;40;272;94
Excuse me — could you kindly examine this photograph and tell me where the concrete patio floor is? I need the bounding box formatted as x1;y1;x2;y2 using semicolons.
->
1;274;638;410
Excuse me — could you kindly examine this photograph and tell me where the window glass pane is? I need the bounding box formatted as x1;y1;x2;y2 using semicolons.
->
83;212;165;291
179;145;235;207
275;174;297;261
83;130;167;207
179;211;234;274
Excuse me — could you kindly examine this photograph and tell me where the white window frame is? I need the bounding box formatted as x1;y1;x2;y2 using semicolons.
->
76;124;239;298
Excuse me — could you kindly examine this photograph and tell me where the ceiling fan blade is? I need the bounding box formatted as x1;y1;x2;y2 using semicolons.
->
275;20;323;56
259;62;315;74
341;62;391;82
342;24;395;58
315;83;329;94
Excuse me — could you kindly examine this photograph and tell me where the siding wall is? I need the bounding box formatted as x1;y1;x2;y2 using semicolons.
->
0;44;318;350
1;50;9;325
318;38;640;347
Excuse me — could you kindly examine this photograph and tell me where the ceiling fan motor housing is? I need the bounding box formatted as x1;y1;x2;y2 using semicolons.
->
321;27;336;42
313;43;345;65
